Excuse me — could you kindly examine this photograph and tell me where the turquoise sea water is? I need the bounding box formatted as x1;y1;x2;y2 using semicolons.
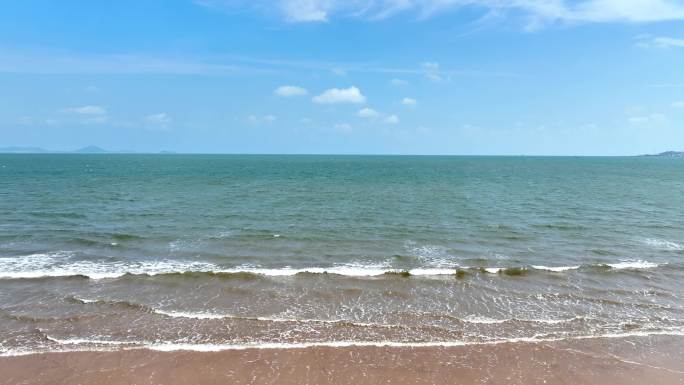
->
1;154;683;354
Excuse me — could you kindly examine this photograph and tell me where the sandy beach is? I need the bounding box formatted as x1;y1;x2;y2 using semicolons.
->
2;335;683;385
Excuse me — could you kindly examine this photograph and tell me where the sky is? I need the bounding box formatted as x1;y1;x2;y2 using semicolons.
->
1;0;684;155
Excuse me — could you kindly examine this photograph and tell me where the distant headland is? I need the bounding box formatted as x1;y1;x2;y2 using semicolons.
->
641;151;684;158
0;146;175;154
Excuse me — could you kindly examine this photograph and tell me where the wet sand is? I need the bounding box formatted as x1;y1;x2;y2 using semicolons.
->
2;335;684;385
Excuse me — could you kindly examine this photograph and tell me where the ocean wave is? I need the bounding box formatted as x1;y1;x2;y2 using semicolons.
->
0;255;220;279
480;267;528;276
531;265;581;272
603;260;661;270
0;256;669;280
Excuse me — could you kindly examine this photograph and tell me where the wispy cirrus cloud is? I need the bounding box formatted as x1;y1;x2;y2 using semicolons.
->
628;113;667;125
635;35;684;48
247;114;277;124
0;49;273;75
0;48;509;79
195;0;684;27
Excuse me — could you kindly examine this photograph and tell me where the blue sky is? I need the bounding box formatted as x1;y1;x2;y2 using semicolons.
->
1;0;683;155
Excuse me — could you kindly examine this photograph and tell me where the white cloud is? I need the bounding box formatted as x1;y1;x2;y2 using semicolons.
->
143;113;173;131
145;113;172;124
281;0;329;21
421;61;442;81
636;35;684;48
401;97;417;106
333;123;353;133
197;0;684;26
331;67;347;76
247;114;277;124
312;86;366;104
416;126;430;134
358;107;381;118
63;105;108;124
64;105;107;115
383;114;400;124
274;85;308;96
357;107;399;124
672;101;684;108
628;113;667;125
390;78;408;87
16;116;57;126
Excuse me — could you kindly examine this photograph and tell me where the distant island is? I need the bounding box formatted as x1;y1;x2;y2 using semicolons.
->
0;146;172;154
642;151;684;158
74;145;108;154
0;145;109;154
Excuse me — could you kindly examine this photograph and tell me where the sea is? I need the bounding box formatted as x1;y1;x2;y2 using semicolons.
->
1;154;683;355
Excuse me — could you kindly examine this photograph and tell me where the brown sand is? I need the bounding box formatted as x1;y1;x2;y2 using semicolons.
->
2;336;683;385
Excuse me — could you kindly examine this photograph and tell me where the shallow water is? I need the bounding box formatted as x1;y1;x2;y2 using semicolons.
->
1;154;683;354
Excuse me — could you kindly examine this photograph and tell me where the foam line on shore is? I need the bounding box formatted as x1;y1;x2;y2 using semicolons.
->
3;328;682;356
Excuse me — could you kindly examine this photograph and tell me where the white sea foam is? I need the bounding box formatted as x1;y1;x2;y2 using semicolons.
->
223;266;390;277
153;310;402;328
605;260;661;270
462;315;581;325
463;315;507;324
99;304;582;328
72;297;99;304
403;241;454;266
45;336;136;346
407;268;460;276
483;268;503;274
531;265;580;272
645;238;684;251
219;265;460;277
153;310;229;320
5;328;680;356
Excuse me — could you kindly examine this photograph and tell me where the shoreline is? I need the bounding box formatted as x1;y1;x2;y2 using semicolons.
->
3;327;684;357
2;335;684;385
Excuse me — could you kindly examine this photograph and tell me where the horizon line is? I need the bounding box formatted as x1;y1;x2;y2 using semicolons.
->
0;151;678;157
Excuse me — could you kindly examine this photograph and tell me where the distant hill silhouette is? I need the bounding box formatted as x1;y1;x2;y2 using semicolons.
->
643;151;684;158
0;146;49;153
0;145;112;154
74;145;108;154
